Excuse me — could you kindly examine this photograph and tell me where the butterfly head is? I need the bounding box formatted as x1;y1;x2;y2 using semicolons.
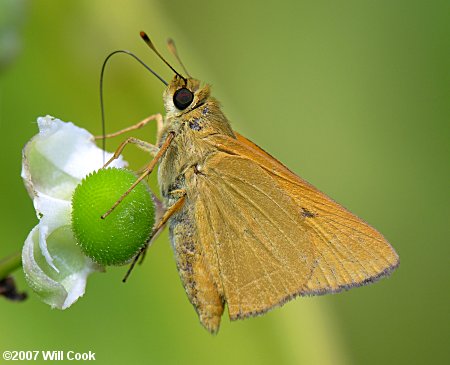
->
138;32;213;118
163;75;211;117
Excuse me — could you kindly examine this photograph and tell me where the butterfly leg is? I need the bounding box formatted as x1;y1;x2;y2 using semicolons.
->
94;113;164;141
101;132;175;219
122;189;186;282
154;189;187;233
102;137;159;168
138;189;187;263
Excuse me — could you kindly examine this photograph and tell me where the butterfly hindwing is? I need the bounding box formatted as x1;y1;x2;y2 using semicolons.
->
194;152;314;319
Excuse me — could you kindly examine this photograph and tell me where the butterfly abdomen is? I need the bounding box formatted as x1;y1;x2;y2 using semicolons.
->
168;195;225;334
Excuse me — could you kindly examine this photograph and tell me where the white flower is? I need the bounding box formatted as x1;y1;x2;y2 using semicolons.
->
21;116;127;309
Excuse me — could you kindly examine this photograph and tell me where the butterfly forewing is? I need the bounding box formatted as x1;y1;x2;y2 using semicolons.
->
195;132;399;317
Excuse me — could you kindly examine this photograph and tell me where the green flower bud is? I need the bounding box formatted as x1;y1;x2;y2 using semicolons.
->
71;168;155;266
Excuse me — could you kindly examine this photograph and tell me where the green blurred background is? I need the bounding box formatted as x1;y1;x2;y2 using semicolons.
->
0;0;448;364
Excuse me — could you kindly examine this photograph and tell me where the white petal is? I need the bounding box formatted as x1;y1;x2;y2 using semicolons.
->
22;224;103;309
22;226;66;308
35;115;127;179
60;269;96;309
34;192;71;272
22;115;127;201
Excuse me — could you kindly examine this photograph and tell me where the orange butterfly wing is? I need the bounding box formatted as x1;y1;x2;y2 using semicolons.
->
233;132;399;292
194;132;399;319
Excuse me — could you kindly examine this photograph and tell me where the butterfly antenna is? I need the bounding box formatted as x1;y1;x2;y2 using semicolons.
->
167;38;191;78
140;31;187;83
99;50;168;162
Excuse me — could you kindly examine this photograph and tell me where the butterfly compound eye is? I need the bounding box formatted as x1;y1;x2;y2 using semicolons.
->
173;88;194;110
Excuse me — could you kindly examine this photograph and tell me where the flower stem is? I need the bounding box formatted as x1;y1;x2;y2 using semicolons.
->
0;251;22;280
